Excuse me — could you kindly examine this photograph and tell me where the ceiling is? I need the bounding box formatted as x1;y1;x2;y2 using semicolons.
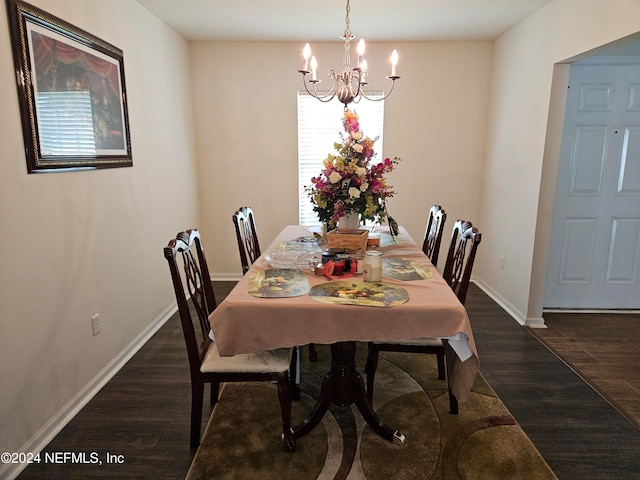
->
136;0;555;42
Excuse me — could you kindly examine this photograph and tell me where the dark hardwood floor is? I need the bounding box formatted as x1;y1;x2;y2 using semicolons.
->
529;311;640;430
464;285;640;480
17;282;640;479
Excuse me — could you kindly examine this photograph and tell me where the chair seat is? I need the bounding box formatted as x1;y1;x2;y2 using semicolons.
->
374;337;443;347
201;342;292;374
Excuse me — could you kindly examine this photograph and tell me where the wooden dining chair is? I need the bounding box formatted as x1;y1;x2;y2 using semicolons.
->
422;205;447;268
232;206;261;274
164;229;296;451
366;220;482;415
441;220;482;305
232;206;319;362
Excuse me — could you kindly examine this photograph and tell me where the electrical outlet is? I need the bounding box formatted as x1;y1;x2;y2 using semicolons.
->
499;256;505;270
91;314;101;336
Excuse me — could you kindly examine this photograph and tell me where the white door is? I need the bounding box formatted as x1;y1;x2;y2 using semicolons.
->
544;64;640;309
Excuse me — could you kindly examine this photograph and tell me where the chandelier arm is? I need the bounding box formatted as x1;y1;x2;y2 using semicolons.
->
348;71;363;97
301;75;339;102
312;80;339;102
359;79;398;102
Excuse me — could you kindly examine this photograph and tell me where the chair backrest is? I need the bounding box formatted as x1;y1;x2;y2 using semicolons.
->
232;206;261;274
164;229;217;373
441;220;482;305
422;205;447;266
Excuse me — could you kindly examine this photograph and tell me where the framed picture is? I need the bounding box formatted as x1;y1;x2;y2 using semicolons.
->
6;0;132;173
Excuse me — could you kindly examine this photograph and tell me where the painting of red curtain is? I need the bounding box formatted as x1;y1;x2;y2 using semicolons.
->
6;0;132;172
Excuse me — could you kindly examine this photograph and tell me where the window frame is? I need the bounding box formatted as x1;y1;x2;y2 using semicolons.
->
297;92;385;227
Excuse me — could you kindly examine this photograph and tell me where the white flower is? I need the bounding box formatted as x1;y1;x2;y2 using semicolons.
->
329;171;342;184
356;167;367;177
353;143;364;153
352;132;363;140
360;182;369;192
348;187;361;198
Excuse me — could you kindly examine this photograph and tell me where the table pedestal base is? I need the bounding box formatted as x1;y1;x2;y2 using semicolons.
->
291;341;405;446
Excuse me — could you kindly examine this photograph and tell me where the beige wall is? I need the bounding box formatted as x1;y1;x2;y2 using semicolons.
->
475;0;640;324
3;0;640;473
190;40;493;276
0;0;198;466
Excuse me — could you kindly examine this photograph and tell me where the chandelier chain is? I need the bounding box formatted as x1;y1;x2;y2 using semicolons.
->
344;0;351;38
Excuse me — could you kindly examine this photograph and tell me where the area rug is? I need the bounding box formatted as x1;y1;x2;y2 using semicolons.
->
186;344;557;480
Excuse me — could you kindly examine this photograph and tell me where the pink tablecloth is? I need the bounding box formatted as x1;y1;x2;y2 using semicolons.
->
210;225;479;402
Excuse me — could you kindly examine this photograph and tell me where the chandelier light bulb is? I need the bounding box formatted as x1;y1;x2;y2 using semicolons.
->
303;43;311;72
357;39;365;68
390;49;399;77
310;55;318;81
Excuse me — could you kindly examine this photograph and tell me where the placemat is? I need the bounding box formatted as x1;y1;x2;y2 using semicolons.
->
383;257;433;281
309;280;409;307
248;269;310;298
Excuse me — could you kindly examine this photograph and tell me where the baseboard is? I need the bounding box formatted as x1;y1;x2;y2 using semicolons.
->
544;308;640;314
471;277;541;327
1;303;178;480
211;273;243;282
524;316;547;328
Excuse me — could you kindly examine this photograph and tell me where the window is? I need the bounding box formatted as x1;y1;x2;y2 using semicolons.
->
36;91;96;156
297;92;384;227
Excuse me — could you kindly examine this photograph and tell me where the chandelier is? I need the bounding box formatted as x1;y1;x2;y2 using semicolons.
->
297;0;399;107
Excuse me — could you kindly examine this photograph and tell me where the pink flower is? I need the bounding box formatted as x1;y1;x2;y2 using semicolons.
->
343;110;360;133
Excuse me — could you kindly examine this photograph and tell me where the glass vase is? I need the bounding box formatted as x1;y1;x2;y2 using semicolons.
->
338;212;360;230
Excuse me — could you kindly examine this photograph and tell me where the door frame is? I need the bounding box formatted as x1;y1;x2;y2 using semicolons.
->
529;43;640;322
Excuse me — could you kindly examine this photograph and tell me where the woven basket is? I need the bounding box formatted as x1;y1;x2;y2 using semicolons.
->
327;229;369;254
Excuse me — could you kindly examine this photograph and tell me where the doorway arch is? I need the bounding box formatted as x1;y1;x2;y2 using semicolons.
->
530;34;640;319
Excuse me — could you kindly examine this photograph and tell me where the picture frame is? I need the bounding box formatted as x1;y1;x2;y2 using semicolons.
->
5;0;132;173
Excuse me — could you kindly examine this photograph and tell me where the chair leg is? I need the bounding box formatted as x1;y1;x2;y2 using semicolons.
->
442;339;459;414
210;381;220;405
191;381;205;448
365;343;380;404
290;347;301;401
308;343;318;362
275;372;295;452
448;385;459;414
436;352;446;380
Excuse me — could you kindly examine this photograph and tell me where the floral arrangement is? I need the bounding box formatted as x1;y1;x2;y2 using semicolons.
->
306;109;400;233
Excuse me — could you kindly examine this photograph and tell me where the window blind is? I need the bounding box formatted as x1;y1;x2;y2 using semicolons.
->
297;92;384;227
36;91;96;156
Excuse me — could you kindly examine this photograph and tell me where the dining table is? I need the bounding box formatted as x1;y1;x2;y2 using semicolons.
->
209;224;479;448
